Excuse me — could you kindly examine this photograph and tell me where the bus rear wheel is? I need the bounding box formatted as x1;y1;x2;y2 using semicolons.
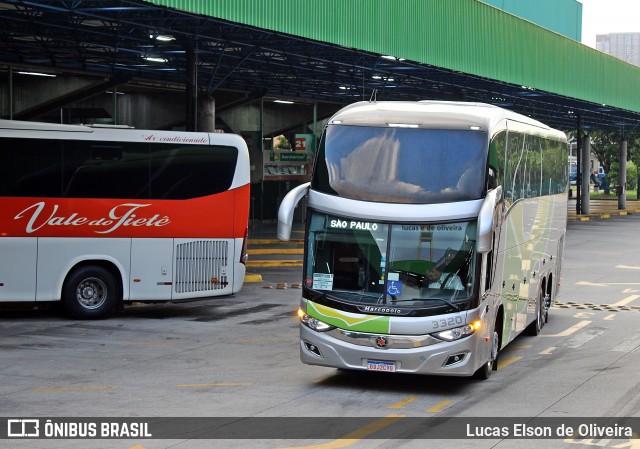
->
525;290;545;336
63;266;118;319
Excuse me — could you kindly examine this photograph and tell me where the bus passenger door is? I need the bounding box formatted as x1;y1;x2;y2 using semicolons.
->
129;238;174;301
0;238;37;301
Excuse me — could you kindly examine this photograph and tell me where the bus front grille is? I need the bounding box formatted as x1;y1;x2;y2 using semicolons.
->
175;240;229;293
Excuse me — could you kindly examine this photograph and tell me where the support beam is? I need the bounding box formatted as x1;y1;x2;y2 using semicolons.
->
619;138;627;210
197;95;215;132
576;116;582;215
581;133;591;215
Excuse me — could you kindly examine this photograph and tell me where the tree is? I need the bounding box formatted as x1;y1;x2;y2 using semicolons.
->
586;129;619;175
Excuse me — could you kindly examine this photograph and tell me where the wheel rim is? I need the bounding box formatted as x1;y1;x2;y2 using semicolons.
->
491;330;499;362
76;277;108;309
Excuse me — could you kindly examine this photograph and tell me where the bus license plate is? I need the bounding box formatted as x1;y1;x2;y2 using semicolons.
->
367;360;396;372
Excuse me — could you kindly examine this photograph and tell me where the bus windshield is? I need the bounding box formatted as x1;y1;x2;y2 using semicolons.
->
304;211;477;310
312;125;487;204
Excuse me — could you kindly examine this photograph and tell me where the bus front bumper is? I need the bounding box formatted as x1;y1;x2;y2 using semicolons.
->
300;325;486;377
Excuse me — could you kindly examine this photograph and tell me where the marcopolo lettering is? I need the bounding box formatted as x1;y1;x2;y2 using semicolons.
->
361;306;403;314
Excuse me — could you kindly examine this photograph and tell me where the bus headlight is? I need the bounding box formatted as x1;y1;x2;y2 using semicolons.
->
432;321;480;342
299;310;335;332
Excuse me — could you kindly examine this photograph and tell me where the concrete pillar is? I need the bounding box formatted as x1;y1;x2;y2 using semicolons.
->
619;139;627;210
197;96;215;132
581;134;591;215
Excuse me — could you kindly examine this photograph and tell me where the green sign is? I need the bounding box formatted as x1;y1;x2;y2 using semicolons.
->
270;151;307;162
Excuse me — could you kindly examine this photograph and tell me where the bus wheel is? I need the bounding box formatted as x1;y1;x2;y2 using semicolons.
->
63;266;118;319
525;290;544;336
474;325;499;380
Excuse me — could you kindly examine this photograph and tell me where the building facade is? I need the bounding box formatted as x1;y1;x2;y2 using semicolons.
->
597;33;640;67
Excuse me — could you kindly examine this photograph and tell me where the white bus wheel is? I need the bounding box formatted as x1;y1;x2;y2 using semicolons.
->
63;266;118;319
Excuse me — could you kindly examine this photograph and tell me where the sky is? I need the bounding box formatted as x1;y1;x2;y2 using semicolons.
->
580;0;640;48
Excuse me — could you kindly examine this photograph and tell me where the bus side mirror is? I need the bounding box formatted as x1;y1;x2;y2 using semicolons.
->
476;186;502;253
277;182;310;241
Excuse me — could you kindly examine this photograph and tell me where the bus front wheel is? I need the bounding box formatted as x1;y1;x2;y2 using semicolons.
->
474;324;499;380
63;266;118;319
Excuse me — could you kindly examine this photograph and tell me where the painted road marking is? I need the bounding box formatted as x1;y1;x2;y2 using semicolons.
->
388;397;417;409
231;339;291;343
34;386;115;392
312;375;336;384
616;265;640;270
604;314;616;321
497;355;521;369
539;347;556;355
541;320;591;337
611;334;640;353
563;328;604;349
577;281;640;287
276;414;405;449
427;400;453;413
576;281;608;287
177;383;253;387
125;341;181;345
511;344;533;349
248;248;304;255
612;295;640;307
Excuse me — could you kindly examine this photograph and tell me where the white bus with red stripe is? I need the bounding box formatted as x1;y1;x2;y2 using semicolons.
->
0;120;250;319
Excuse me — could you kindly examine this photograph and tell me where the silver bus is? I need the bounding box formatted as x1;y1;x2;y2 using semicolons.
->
278;101;568;379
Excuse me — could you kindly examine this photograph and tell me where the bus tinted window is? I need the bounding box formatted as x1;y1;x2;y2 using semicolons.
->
149;144;238;199
1;137;63;197
313;125;487;204
0;137;239;200
63;140;150;199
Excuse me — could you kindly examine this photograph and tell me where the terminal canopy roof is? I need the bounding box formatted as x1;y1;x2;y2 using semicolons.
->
1;0;640;131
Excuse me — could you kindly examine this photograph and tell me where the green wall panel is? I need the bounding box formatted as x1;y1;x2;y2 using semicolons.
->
149;0;640;114
481;0;582;41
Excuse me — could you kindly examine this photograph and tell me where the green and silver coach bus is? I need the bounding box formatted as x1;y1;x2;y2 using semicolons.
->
278;101;568;379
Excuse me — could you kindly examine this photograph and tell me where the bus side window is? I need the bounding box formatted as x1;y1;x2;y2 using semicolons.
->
2;137;64;197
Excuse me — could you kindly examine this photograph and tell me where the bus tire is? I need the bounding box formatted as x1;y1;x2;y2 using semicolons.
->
474;324;499;380
524;290;544;336
63;266;118;319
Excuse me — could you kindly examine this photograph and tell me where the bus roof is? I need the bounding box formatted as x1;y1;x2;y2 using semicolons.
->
327;101;562;137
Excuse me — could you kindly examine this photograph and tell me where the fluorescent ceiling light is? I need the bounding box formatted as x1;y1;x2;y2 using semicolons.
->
381;55;405;61
150;34;176;41
17;71;56;77
273;100;294;104
143;56;168;63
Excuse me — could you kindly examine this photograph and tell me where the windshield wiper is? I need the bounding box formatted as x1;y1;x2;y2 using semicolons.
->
390;297;461;311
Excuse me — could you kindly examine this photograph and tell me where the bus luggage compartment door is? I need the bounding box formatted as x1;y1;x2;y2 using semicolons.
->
130;238;174;301
0;237;37;301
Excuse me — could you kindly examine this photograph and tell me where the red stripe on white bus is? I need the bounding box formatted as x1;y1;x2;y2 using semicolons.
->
0;184;250;239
